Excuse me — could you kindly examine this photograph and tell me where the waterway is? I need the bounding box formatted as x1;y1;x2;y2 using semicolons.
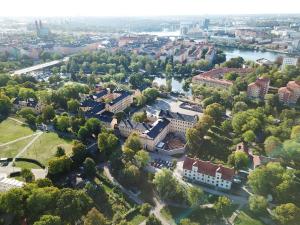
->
221;47;285;62
152;77;191;95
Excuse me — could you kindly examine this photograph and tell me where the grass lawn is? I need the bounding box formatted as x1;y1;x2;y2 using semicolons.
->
14;161;42;169
129;214;147;225
0;119;34;144
0;138;33;158
22;132;73;164
234;211;266;225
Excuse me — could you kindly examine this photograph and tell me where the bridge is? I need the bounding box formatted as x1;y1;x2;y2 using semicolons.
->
12;57;69;76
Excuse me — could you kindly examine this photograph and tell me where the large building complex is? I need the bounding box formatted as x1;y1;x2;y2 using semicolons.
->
80;88;133;128
247;77;270;99
118;110;198;153
192;67;254;89
278;81;300;105
183;157;235;190
281;57;298;70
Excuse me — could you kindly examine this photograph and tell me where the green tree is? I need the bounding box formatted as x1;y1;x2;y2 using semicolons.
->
48;156;72;175
132;111;147;123
228;150;249;170
248;195;267;215
134;150;150;168
55;146;65;157
187;186;204;207
291;125;300;140
179;219;200;225
124;132;142;152
214;196;232;217
18;87;36;100
242;130;256;143
84;207;107;225
97;130;119;155
120;163;141;186
33;215;62;225
55;115;70;132
21;168;35;182
153;169;180;200
0;188;26;217
85;118;102;136
72;141;87;164
78;126;89;142
146;215;162;225
42;105;55;123
56;188;92;223
0;93;12;118
83;158;96;177
142;88;159;102
264;136;282;156
273;203;300;225
204;103;225;124
140;203;151;216
67;99;80;113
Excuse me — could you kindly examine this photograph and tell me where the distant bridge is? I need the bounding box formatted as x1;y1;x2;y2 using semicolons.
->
12;57;69;76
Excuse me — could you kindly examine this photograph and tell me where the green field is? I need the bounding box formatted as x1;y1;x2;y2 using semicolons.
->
0;118;73;166
14;161;42;169
234;211;266;225
0;138;33;158
0;119;34;144
22;132;73;164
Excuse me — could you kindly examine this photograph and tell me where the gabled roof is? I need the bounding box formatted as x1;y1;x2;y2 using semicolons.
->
108;90;131;106
183;157;234;181
143;118;170;139
119;119;151;132
158;110;197;123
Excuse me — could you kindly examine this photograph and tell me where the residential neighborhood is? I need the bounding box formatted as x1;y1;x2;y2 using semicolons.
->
0;2;300;225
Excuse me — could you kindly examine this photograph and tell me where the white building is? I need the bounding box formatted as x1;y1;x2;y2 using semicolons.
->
282;57;299;70
182;157;235;190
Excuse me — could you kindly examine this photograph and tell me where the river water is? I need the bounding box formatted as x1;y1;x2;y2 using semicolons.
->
221;47;285;61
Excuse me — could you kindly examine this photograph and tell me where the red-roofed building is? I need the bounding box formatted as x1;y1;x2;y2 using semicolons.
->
192;67;254;90
247;77;270;99
278;81;300;105
182;157;235;190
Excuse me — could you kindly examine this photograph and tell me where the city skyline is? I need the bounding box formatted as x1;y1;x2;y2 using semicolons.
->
1;0;300;17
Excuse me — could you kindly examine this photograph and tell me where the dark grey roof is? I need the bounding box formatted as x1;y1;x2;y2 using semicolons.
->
80;99;98;108
108;90;131;106
143;118;170;139
93;113;113;123
119;119;151;132
158;110;197;123
85;102;106;117
90;89;108;100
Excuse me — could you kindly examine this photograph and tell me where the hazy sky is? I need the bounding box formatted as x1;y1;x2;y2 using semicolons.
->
1;0;299;17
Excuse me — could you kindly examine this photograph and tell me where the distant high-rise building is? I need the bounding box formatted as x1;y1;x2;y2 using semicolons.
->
35;20;50;38
202;18;210;30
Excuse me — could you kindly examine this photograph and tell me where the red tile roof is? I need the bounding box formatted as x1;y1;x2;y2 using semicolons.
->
183;157;235;181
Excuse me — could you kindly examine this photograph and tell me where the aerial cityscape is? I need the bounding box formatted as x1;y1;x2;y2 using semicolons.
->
0;1;299;225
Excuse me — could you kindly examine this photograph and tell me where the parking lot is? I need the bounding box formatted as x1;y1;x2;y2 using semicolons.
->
143;98;203;117
150;158;176;170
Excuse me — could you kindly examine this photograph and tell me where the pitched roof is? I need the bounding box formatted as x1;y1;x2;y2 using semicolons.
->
158;110;197;123
119;119;151;132
108;90;131;106
183;157;235;181
143;118;170;139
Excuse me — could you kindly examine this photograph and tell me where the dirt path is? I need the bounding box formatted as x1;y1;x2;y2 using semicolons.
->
0;133;41;147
